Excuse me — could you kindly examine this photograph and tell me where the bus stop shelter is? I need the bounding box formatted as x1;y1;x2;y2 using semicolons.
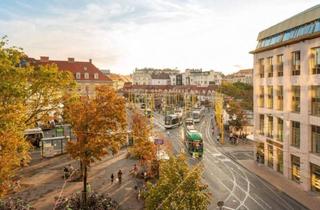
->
41;136;70;158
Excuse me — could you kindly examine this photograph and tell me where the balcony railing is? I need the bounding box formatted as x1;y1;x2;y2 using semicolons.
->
266;65;273;77
292;64;300;76
312;65;320;74
277;64;283;77
311;98;320;116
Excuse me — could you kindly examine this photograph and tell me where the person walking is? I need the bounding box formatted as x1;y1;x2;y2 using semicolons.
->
110;173;114;184
117;170;123;184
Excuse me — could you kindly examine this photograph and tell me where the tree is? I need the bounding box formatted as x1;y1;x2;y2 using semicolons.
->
144;154;210;210
129;111;156;168
228;100;247;135
0;37;76;197
63;86;127;207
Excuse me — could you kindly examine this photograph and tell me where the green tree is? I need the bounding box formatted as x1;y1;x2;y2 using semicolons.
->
228;100;247;135
144;154;210;210
63;86;127;207
0;37;76;197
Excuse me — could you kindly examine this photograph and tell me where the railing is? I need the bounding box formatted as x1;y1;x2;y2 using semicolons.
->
292;64;300;76
311;99;320;116
277;64;283;77
312;65;320;74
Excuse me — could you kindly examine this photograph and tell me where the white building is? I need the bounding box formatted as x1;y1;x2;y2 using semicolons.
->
151;73;171;85
225;69;253;84
252;5;320;193
132;68;179;85
183;69;223;86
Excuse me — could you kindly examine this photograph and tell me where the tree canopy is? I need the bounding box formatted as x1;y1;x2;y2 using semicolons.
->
144;155;210;210
0;37;76;197
129;111;156;165
63;86;127;206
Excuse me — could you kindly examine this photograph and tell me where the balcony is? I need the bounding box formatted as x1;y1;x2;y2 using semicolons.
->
312;98;320;117
277;64;283;77
292;64;300;76
312;65;320;75
266;65;273;77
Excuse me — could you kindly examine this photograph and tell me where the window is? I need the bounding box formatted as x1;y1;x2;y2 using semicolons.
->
291;86;300;112
292;51;300;75
311;47;320;74
84;66;87;71
84;73;89;79
311;163;320;192
267;57;273;77
259;58;264;78
259;114;264;135
277;149;283;174
311;125;320;154
276;86;283;110
76;72;81;79
259;86;264;108
311;86;320;116
267;86;273;109
277;118;283;142
267;116;273;138
94;73;99;79
277;55;283;77
315;20;320;33
268;145;273;168
291;121;300;148
291;155;300;183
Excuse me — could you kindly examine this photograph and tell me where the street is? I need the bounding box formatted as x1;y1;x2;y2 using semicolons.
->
152;111;307;210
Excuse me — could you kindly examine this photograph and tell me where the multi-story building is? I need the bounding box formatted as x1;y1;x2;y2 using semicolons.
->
225;69;253;84
102;72;132;90
30;56;112;97
183;69;223;86
252;5;320;193
132;68;179;85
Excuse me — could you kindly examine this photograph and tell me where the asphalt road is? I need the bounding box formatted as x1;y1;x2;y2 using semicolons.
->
152;111;307;210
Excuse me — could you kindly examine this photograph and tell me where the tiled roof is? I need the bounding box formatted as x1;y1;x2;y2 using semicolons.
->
29;57;111;82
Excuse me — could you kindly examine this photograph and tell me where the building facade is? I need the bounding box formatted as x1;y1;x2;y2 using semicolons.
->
225;69;253;84
30;56;112;97
132;68;179;85
183;69;223;86
252;5;320;193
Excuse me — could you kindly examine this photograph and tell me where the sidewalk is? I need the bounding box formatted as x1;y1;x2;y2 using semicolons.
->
10;149;144;210
239;159;320;210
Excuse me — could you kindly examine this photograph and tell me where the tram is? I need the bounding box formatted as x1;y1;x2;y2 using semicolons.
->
164;114;182;129
192;107;205;123
185;129;203;158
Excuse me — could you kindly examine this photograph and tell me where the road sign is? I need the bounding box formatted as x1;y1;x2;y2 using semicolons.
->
154;139;164;145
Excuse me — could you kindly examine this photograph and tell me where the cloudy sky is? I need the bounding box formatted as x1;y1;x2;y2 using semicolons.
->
0;0;319;74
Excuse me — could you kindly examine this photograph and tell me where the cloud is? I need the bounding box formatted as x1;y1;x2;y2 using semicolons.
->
0;0;319;74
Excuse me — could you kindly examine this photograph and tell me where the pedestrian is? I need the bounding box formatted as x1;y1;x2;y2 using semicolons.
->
63;166;69;179
118;169;123;184
111;173;114;184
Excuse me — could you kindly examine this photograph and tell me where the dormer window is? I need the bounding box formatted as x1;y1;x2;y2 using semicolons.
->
76;72;81;79
84;66;87;71
84;73;89;79
94;73;99;79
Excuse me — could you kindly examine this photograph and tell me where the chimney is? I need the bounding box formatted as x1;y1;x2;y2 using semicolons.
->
89;59;92;63
68;57;75;62
40;56;49;62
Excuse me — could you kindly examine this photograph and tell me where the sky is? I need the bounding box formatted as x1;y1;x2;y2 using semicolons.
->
0;0;319;75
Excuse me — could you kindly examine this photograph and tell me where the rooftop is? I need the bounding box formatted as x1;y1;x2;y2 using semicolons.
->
29;56;111;82
252;4;320;53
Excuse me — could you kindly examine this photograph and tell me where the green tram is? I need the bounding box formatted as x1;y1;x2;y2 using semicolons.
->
185;129;203;158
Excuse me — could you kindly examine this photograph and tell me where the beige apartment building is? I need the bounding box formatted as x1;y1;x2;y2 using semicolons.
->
252;5;320;193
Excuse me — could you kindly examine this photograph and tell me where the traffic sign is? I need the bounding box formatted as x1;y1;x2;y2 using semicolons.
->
154;139;164;145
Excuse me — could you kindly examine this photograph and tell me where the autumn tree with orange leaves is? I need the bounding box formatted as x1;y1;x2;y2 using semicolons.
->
63;86;127;207
129;111;156;170
0;37;76;197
